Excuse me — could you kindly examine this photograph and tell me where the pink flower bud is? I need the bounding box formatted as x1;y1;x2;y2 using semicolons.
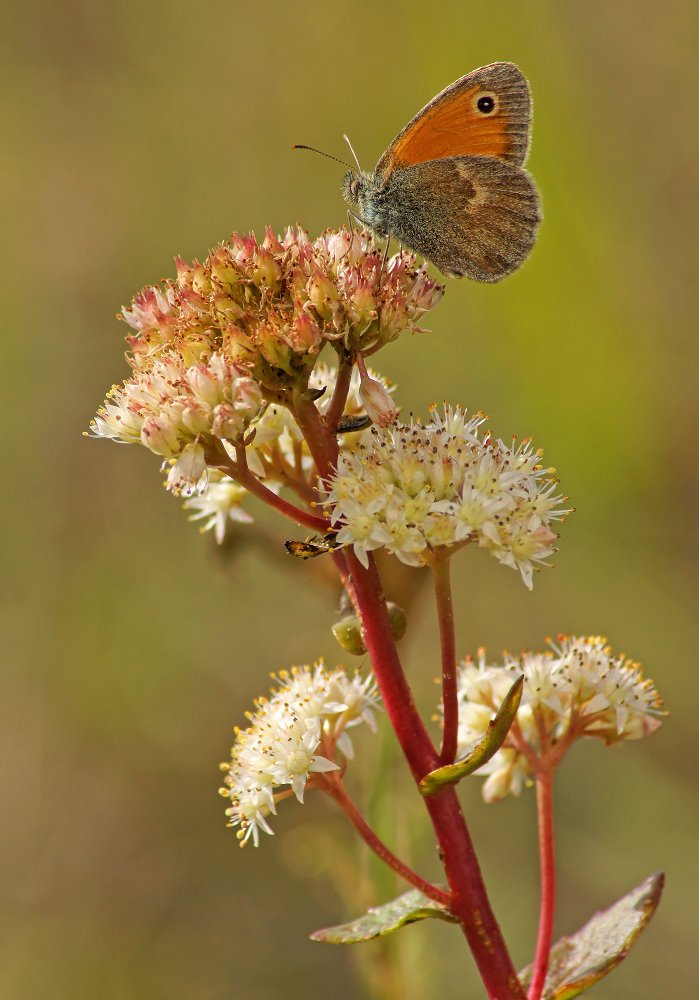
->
141;415;181;457
232;376;263;416
286;311;322;355
181;400;211;436
307;272;340;321
186;364;221;408
357;357;397;427
252;248;282;293
191;265;210;295
349;282;377;325
325;230;351;263
174;256;194;289
257;322;293;372
210;250;244;295
211;403;242;440
166;442;207;494
262;226;284;254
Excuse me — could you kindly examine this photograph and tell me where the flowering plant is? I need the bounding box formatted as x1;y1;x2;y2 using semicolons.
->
90;226;665;999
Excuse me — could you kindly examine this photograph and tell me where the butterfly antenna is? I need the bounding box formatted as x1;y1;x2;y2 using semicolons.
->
292;145;350;167
342;134;362;173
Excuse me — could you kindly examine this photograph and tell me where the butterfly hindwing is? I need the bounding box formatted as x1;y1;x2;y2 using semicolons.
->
381;156;541;282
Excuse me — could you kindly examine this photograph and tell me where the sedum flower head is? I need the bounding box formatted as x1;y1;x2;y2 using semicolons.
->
89;224;430;492
111;226;441;390
454;637;666;802
326;405;570;587
219;661;380;846
89;352;264;494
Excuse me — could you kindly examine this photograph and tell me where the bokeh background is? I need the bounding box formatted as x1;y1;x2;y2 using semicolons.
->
2;1;697;997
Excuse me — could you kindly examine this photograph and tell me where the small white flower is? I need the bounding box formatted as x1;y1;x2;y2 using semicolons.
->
326;406;570;586
90;352;264;492
219;661;380;845
184;475;253;543
165;442;207;495
450;637;665;802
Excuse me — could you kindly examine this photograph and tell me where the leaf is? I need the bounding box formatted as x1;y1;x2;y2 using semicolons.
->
419;674;524;796
310;888;457;944
518;872;664;998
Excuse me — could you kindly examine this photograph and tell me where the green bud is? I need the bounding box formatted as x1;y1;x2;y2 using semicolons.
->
332;617;366;656
332;602;407;656
386;602;407;641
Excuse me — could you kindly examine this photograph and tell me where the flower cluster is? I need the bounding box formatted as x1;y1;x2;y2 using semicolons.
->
90;226;437;492
116;226;441;389
181;362;394;540
90;353;264;493
455;636;666;802
219;662;380;846
326;406;570;587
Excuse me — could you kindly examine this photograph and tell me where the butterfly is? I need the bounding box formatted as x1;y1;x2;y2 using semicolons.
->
342;62;541;282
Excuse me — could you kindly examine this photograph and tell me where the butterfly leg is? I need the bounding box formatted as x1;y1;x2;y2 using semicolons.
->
378;237;391;284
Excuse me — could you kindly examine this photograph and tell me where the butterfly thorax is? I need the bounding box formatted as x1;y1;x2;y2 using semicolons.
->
342;170;391;238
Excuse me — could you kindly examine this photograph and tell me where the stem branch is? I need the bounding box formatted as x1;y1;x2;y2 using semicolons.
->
431;555;459;765
325;352;354;432
206;440;329;533
320;773;450;906
528;770;556;1000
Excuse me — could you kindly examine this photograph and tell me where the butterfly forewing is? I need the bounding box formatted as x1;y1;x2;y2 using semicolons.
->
376;62;532;177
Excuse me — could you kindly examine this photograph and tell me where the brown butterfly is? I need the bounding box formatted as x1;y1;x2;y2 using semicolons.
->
342;62;541;282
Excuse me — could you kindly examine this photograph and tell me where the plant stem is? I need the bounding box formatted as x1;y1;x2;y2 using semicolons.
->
325;352;354;432
296;397;525;999
346;551;525;999
528;770;556;1000
431;555;459;765
319;773;450;906
206;441;329;533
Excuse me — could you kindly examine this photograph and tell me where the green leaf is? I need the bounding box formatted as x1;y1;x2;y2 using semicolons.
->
310;888;457;944
519;872;664;998
419;674;524;796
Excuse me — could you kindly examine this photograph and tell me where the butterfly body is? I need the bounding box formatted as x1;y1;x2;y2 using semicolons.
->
342;62;541;282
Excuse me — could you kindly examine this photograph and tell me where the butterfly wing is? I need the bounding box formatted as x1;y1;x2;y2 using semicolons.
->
375;62;532;178
382;156;541;282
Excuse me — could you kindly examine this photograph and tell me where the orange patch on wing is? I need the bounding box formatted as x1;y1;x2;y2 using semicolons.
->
386;86;513;169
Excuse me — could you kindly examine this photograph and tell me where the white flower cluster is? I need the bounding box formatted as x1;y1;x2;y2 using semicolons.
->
455;636;665;802
90;352;263;494
219;662;380;846
326;406;569;587
183;362;394;542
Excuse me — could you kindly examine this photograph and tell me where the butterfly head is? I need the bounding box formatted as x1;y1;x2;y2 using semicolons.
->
342;169;385;231
342;169;362;206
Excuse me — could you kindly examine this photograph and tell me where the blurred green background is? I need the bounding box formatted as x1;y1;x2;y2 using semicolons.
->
2;1;697;997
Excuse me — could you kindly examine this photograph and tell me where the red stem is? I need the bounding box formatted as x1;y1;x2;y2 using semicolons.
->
431;556;459;765
208;444;329;533
292;395;525;998
325;353;354;432
347;551;525;999
319;773;450;906
528;771;556;1000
